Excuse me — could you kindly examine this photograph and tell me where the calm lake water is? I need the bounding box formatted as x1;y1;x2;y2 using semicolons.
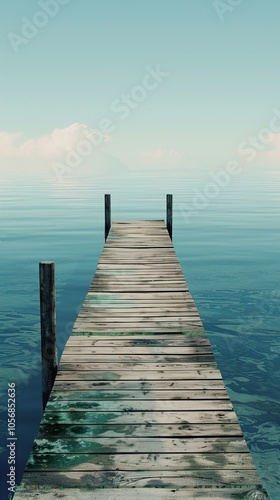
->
0;167;279;498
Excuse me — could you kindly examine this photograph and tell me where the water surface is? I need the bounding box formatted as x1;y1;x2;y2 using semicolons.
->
0;168;279;498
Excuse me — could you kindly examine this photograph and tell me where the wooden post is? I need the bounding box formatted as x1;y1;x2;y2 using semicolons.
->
105;194;111;240
166;194;173;240
39;261;58;410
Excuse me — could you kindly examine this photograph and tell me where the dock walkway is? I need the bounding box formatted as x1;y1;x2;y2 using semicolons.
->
15;220;268;499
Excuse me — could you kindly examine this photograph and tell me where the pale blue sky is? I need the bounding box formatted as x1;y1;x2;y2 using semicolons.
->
1;0;280;173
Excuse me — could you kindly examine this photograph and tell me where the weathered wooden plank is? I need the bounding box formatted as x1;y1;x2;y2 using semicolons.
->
14;487;268;499
85;297;192;302
72;331;204;337
83;302;194;307
37;422;241;438
95;271;185;276
98;256;180;259
94;279;187;283
97;259;180;264
60;353;213;362
49;389;229;401
108;230;172;235
100;253;177;257
89;280;187;285
84;297;193;302
94;272;185;276
65;341;211;348
112;220;166;224
45;399;233;412
85;292;191;298
82;308;196;313
100;254;179;258
90;279;186;283
73;321;203;328
65;335;211;346
85;300;194;305
89;294;191;302
109;227;169;231
88;287;189;293
109;228;168;231
77;311;201;318
99;256;179;265
76;313;201;320
104;244;175;248
78;309;200;316
74;318;203;325
25;451;252;471
19;469;261;489
109;236;171;240
80;306;196;312
94;273;187;278
72;325;204;338
78;316;201;323
106;240;175;244
107;232;170;237
52;380;226;390
31;436;246;454
103;251;177;254
63;346;212;354
74;316;200;322
96;262;181;266
74;319;203;326
73;321;203;335
73;326;204;334
74;321;202;328
73;322;203;330
56;368;220;379
84;294;194;299
97;260;182;273
84;296;195;300
108;231;168;235
89;282;186;286
41;410;238;425
58;362;217;371
78;311;201;317
110;224;167;228
101;249;176;254
105;238;174;242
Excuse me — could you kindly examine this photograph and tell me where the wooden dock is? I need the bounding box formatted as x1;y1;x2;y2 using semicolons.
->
15;217;268;499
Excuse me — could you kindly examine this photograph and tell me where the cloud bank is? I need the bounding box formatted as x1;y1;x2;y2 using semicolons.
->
0;123;110;159
0;123;125;180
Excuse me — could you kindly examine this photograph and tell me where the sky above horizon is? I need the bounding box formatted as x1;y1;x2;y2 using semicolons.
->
0;0;280;180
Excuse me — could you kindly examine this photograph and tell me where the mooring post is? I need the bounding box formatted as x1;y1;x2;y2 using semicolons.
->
166;194;173;240
39;261;58;411
105;194;111;240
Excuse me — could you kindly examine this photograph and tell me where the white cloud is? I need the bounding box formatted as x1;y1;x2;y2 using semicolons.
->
0;124;126;180
0;123;111;159
237;132;280;169
0;131;22;156
139;147;183;167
